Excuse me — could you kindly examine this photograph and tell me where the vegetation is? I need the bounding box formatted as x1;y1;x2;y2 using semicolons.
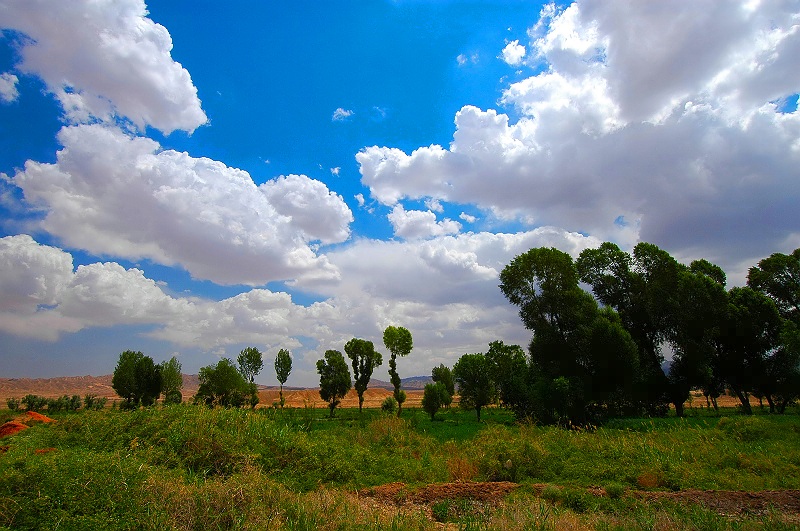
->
111;350;162;408
453;353;494;422
383;325;413;417
316;349;351;417
194;358;251;408
1;405;799;530
274;348;292;408
159;356;183;405
344;337;383;414
421;382;449;420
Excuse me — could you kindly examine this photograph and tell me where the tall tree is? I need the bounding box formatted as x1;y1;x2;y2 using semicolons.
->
159;356;183;404
485;340;528;410
431;364;455;398
274;348;292;408
383;325;413;417
237;347;264;383
112;350;162;409
344;338;383;414
748;248;800;324
317;349;351;418
453;353;494;421
422;382;450;421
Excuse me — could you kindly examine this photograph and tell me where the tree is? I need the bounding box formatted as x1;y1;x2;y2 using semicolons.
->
195;358;249;408
274;348;292;408
748;248;800;324
317;349;351;417
237;347;263;408
159;356;183;405
422;382;450;421
112;350;162;409
453;353;494;421
383;325;413;417
485;341;528;410
431;364;454;408
344;338;383;414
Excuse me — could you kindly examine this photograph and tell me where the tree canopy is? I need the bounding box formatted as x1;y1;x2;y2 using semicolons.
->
317;349;351;417
112;350;162;408
383;325;413;416
159;356;183;404
453;353;494;422
274;348;292;408
195;358;250;408
344;338;383;413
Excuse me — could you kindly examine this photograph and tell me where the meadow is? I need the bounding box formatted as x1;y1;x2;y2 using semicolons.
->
1;404;800;530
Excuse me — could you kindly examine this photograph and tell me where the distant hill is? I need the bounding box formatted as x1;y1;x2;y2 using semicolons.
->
0;374;431;401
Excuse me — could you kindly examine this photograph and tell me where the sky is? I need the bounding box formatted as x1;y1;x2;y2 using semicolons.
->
0;1;798;387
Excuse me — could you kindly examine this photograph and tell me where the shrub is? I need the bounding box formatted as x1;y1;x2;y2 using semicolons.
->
21;394;47;412
6;397;20;411
381;396;398;414
84;394;108;410
164;390;182;405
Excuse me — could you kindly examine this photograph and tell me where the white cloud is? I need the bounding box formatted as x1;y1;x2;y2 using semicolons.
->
388;205;461;240
12;125;352;285
0;229;598;384
0;72;19;103
358;1;800;278
456;53;479;66
0;0;206;134
330;167;340;176
460;212;477;224
332;107;354;121
425;198;444;213
501;40;526;66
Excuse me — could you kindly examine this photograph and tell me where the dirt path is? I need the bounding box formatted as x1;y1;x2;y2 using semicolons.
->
357;481;800;518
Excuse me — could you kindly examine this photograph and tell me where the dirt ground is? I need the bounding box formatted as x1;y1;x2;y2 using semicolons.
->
357;481;800;521
257;388;425;409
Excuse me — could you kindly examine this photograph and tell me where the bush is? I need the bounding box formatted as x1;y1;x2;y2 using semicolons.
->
21;394;47;412
381;396;398;414
6;397;20;411
84;394;108;410
164;390;183;405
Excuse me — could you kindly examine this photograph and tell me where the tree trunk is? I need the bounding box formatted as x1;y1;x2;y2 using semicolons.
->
358;395;363;414
476;406;482;422
674;400;684;418
711;396;718;412
731;387;752;414
765;394;776;414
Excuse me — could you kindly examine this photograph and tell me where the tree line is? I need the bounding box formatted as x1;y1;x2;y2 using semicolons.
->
488;243;800;424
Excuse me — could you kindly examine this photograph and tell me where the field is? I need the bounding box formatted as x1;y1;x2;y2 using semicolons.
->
2;402;800;530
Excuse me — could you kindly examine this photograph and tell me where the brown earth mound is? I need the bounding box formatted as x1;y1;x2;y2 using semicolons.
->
359;481;519;504
0;421;28;438
25;411;55;423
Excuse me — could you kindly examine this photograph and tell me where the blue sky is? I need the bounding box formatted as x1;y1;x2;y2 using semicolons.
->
0;1;798;386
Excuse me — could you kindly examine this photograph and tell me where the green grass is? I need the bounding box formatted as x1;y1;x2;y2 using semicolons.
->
1;404;799;529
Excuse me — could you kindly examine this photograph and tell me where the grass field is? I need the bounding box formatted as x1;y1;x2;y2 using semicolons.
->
1;404;799;530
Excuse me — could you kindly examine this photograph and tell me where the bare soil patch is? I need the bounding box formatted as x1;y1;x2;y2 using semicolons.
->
358;481;800;520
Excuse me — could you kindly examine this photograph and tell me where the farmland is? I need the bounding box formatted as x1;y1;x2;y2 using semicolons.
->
2;402;800;530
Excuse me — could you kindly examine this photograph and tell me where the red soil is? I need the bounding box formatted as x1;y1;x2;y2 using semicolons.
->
25;411;55;423
0;421;28;438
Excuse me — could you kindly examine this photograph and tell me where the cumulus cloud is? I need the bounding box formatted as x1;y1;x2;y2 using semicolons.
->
0;228;598;384
0;0;206;133
388;205;461;240
460;212;477;224
358;1;800;278
12;124;353;285
332;107;354;121
0;72;19;103
500;40;526;65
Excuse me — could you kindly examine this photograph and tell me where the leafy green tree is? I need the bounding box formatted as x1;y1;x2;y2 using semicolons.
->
159;356;183;404
195;358;249;407
431;364;455;399
748;248;800;324
112;350;162;408
317;349;351;417
383;325;413;417
422;382;450;421
576;242;679;415
237;347;263;408
453;353;494;421
344;338;383;413
485;340;528;410
274;348;292;408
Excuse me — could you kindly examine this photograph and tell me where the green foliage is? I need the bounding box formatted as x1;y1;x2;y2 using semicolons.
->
159;356;183;401
748;248;800;324
164;389;182;405
316;349;351;417
111;350;162;408
275;348;292;408
381;396;398;414
195;358;250;408
453;353;494;422
383;325;413;416
431;363;455;400
21;394;47;412
421;382;450;420
6;397;20;411
344;337;383;413
237;346;263;384
83;394;107;410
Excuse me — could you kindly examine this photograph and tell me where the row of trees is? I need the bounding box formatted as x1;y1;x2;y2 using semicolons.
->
111;351;183;408
492;243;800;424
